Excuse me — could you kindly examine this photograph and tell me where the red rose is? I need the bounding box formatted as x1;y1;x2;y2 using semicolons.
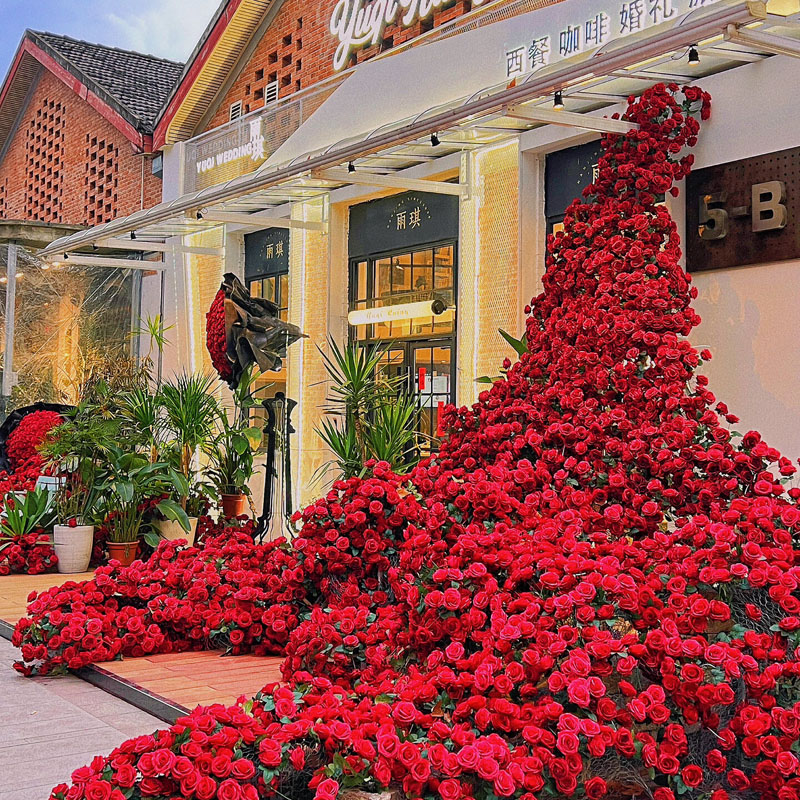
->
315;778;340;800
727;770;750;791
585;777;608;800
493;770;516;797
84;781;112;800
476;757;500;781
218;779;244;800
706;750;727;773
258;739;282;767
438;779;462;800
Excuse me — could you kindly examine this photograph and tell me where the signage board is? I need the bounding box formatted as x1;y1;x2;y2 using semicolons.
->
686;147;799;272
245;227;290;280
348;298;445;326
349;190;459;259
330;0;488;71
186;116;271;192
504;0;723;81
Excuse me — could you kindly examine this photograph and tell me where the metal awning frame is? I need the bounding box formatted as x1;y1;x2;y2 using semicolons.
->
40;0;791;262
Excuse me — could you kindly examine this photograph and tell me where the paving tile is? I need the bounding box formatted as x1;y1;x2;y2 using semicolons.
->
0;638;162;795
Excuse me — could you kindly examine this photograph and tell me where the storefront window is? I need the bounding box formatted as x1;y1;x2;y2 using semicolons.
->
249;273;289;321
349;242;456;453
351;244;456;344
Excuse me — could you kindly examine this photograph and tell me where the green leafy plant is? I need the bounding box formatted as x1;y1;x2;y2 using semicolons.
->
477;328;528;384
158;372;219;509
363;394;422;467
98;446;190;545
204;411;262;498
203;366;265;500
498;328;529;356
0;488;55;539
317;337;423;478
133;314;174;362
119;386;162;463
39;405;117;525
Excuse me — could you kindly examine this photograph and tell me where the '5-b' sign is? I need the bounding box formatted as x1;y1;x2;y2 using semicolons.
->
698;180;788;240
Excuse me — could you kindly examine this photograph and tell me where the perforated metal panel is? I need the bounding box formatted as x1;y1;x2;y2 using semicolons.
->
686;146;800;272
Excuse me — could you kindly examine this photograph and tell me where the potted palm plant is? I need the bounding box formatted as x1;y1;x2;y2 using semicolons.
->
39;406;114;573
157;372;218;542
99;446;190;566
205;411;261;518
317;338;423;479
204;368;263;519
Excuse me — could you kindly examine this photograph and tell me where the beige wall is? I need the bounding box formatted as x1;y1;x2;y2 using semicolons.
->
458;141;521;407
674;54;800;462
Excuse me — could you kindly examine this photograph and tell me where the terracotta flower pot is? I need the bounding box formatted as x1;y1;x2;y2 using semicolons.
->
221;493;247;518
53;524;94;574
156;517;199;547
107;541;140;567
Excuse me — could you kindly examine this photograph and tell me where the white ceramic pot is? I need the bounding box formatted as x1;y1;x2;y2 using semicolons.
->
53;524;94;574
156;517;198;547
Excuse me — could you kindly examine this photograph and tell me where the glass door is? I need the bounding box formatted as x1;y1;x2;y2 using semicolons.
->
410;342;453;450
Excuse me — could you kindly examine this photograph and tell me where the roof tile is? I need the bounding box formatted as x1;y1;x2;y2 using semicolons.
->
31;31;184;132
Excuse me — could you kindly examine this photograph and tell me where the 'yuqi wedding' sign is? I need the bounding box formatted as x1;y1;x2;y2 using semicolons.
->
206;273;305;389
329;0;487;71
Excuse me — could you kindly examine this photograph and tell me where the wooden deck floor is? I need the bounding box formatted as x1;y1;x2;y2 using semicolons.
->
0;572;283;713
0;571;95;625
97;651;284;709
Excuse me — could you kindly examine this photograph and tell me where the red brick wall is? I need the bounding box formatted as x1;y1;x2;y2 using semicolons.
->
205;0;477;130
0;69;162;226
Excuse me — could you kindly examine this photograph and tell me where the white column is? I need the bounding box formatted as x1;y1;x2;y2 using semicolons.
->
2;243;18;402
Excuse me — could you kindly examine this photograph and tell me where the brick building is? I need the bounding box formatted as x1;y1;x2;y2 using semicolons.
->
46;0;779;518
155;0;516;150
0;30;184;229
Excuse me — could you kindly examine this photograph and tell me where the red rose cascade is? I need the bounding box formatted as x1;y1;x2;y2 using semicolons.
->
21;84;800;800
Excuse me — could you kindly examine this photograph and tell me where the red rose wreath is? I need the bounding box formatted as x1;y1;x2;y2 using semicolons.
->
206;273;305;388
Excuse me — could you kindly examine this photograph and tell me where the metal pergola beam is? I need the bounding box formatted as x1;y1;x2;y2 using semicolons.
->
724;24;800;58
505;106;639;135
47;254;167;271
198;211;328;231
704;45;767;62
312;168;465;196
98;238;223;256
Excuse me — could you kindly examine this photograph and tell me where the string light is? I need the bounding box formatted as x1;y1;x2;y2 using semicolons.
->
431;133;441;147
688;46;700;66
554;90;565;110
348;162;356;173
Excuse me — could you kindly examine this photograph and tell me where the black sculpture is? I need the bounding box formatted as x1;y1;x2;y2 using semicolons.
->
217;273;305;390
